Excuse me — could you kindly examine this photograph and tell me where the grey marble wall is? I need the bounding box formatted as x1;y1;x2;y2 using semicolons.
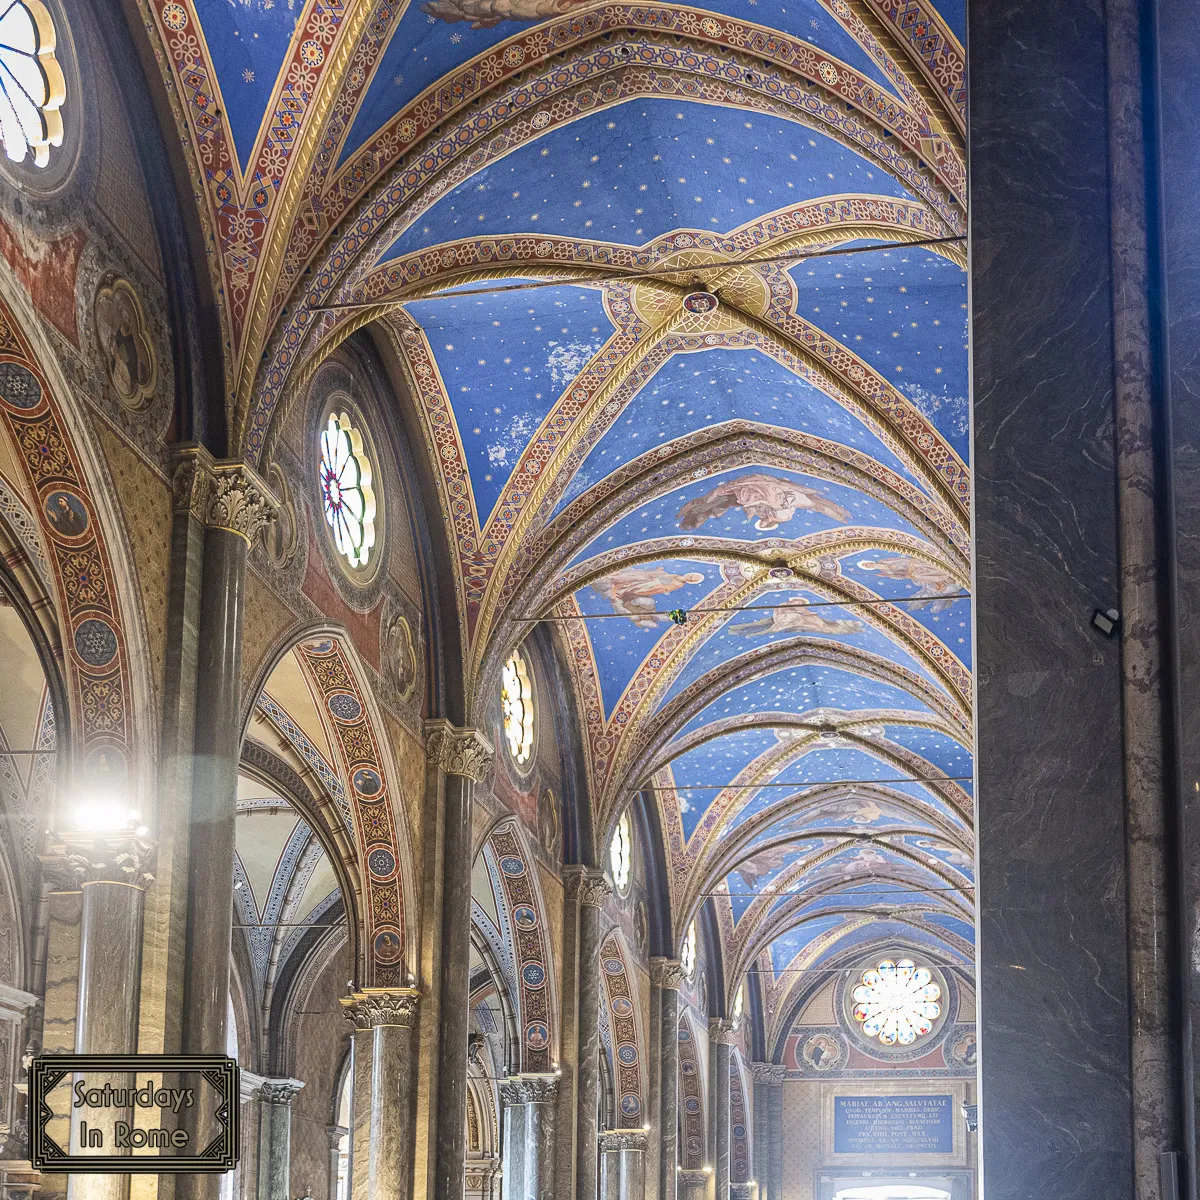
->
970;0;1133;1196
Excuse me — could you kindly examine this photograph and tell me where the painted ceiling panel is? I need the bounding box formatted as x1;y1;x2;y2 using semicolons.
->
235;808;302;915
786;245;969;456
568;468;928;571
339;0;905;166
403;282;615;521
574;557;724;716
193;0;303;171
381;100;914;261
555;347;929;513
878;724;972;790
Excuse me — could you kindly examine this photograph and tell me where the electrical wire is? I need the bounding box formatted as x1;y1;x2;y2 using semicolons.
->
519;593;969;622
635;777;973;791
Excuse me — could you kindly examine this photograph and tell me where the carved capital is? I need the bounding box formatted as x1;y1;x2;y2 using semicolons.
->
42;831;156;888
171;445;214;521
327;1125;348;1149
565;866;611;908
499;1073;559;1105
340;987;420;1029
730;1183;759;1200
749;1062;787;1086
708;1018;736;1044
206;461;278;545
259;1078;304;1105
424;720;494;782
678;1170;710;1188
598;1129;647;1152
650;957;686;990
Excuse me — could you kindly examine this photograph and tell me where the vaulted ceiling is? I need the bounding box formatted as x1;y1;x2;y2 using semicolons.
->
144;0;970;1048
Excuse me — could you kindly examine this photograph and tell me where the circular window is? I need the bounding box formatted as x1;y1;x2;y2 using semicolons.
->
850;958;942;1047
730;982;744;1030
501;651;534;766
0;0;65;168
680;920;697;981
609;809;632;895
319;410;376;570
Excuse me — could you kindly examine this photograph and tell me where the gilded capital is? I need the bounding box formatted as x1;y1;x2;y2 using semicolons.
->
206;461;278;545
499;1073;559;1104
340;987;420;1029
650;957;686;990
565;866;612;907
598;1129;647;1152
42;830;156;888
424;720;494;782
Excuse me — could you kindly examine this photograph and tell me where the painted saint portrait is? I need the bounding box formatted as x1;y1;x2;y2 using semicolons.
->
801;1032;840;1072
590;565;706;629
678;473;851;532
94;277;156;410
44;491;88;538
735;844;795;889
537;787;560;861
422;0;591;28
383;611;418;700
733;597;863;638
857;555;959;613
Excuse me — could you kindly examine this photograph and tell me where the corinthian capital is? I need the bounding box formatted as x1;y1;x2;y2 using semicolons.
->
749;1062;787;1085
424;720;494;782
598;1129;647;1152
206;461;278;545
42;830;156;888
171;445;214;521
650;957;686;990
499;1073;559;1105
708;1018;736;1044
565;866;612;907
259;1078;304;1105
340;987;420;1029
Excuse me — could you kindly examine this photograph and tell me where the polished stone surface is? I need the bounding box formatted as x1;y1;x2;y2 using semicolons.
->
971;0;1134;1194
652;961;683;1200
572;869;610;1200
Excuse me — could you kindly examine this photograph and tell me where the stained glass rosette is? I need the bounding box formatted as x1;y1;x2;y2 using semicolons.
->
319;412;376;569
500;652;534;764
851;958;941;1046
609;809;632;893
0;0;65;167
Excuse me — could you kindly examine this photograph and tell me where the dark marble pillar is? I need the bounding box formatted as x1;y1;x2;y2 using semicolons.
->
1148;0;1200;1191
501;1075;558;1200
50;837;153;1200
600;1131;646;1200
651;960;684;1200
255;1079;303;1200
748;1066;767;1196
708;1022;732;1200
969;0;1153;1195
677;1172;707;1200
570;869;612;1200
326;1124;348;1200
501;1083;527;1200
426;724;493;1200
764;1071;783;1200
646;975;662;1200
341;989;421;1200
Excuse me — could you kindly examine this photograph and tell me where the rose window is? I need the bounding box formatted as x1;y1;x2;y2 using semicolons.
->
0;0;65;166
319;411;376;569
851;958;941;1046
500;651;534;765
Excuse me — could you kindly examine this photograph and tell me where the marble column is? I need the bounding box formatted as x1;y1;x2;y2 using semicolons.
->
677;1172;707;1200
748;1066;767;1196
177;460;275;1200
426;723;493;1200
326;1125;348;1200
757;1068;783;1200
569;869;612;1200
500;1074;558;1200
651;960;684;1200
599;1131;646;1200
727;1186;756;1200
255;1079;303;1200
646;970;662;1200
45;834;153;1200
708;1022;732;1200
970;1;1152;1197
341;989;421;1200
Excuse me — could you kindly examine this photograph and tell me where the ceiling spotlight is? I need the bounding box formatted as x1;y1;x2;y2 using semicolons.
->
1091;607;1121;637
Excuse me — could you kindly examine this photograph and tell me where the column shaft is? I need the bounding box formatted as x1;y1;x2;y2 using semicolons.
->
256;1082;302;1200
600;1132;646;1200
502;1095;526;1200
765;1080;782;1200
572;870;611;1200
653;962;684;1200
646;978;662;1200
524;1089;557;1200
709;1024;732;1200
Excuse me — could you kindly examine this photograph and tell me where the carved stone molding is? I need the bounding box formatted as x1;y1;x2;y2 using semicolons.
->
41;831;156;888
730;1183;759;1200
708;1018;736;1044
207;461;278;545
170;444;214;521
749;1063;787;1086
650;957;686;990
327;1124;349;1150
598;1129;647;1152
499;1073;559;1105
564;866;612;908
340;987;420;1029
678;1170;710;1188
259;1078;304;1106
424;720;494;782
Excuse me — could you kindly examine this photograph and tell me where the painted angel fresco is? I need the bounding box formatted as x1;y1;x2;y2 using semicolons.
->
733;597;863;638
590;565;706;629
421;0;590;27
857;555;959;613
677;473;851;532
735;842;798;888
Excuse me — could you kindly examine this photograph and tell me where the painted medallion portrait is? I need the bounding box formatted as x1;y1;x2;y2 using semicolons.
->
383;611;418;700
265;463;300;569
94;277;156;410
